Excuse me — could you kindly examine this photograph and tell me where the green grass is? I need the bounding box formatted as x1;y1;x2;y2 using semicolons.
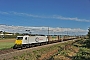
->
0;42;14;50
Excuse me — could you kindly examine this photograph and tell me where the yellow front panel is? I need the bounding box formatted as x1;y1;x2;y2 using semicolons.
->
15;40;22;44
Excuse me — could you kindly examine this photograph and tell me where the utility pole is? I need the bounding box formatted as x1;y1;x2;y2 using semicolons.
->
48;27;49;36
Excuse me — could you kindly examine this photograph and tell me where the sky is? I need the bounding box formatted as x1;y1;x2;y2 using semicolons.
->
0;0;90;35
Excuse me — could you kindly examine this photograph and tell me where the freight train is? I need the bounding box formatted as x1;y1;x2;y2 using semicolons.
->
13;35;76;49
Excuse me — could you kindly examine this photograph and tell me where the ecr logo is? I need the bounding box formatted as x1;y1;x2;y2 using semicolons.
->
35;37;39;42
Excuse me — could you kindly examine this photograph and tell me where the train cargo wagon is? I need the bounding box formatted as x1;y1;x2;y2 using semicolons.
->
48;36;59;43
58;35;64;42
63;36;69;41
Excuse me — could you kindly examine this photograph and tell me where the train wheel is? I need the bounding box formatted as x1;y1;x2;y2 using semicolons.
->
17;47;22;50
26;45;30;48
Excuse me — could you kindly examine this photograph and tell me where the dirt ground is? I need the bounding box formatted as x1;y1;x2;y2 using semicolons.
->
39;50;58;60
0;39;16;42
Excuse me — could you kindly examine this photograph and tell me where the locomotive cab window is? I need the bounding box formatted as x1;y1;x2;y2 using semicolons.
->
25;37;27;40
17;37;23;40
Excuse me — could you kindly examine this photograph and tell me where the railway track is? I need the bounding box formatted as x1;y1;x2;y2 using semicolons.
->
0;39;78;60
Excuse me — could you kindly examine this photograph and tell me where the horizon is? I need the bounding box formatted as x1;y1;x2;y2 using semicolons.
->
0;24;87;35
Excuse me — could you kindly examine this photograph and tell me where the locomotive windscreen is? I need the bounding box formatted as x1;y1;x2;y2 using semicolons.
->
17;37;23;40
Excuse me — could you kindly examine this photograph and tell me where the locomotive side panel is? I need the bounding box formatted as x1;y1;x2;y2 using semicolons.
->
27;36;48;44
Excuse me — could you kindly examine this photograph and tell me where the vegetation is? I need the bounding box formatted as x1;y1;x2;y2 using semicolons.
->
0;31;23;39
73;48;90;60
0;42;14;50
85;27;90;48
71;28;90;60
12;44;59;60
0;38;15;50
87;27;90;39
